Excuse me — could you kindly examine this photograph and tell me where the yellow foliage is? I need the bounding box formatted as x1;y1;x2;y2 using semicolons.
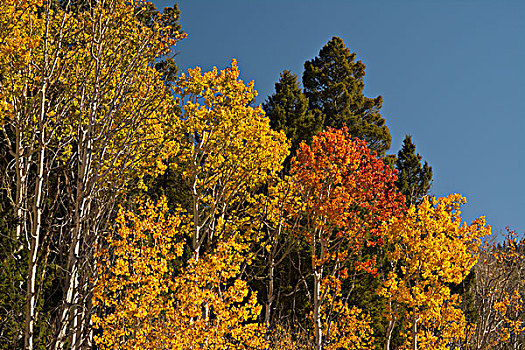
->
323;300;375;350
93;59;292;349
0;0;184;189
379;194;490;350
172;60;289;254
492;289;525;343
174;59;289;205
93;198;267;349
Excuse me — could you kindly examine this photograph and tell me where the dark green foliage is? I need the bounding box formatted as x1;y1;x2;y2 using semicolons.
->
144;160;192;213
262;40;400;342
0;147;57;350
395;135;433;207
263;71;321;167
303;36;391;156
347;274;406;350
449;269;479;325
154;57;180;86
344;245;407;350
0;127;24;347
0;214;25;348
382;154;397;170
251;238;312;326
160;4;183;37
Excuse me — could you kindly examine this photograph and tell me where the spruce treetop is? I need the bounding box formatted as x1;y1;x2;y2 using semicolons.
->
303;36;391;156
395;135;433;207
263;70;321;168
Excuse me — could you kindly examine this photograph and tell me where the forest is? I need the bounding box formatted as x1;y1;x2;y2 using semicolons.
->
0;1;524;349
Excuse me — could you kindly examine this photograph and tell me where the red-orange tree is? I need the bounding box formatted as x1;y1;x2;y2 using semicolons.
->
290;127;405;350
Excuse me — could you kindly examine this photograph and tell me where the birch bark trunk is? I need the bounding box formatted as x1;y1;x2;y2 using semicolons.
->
313;229;325;350
313;267;323;350
24;88;46;350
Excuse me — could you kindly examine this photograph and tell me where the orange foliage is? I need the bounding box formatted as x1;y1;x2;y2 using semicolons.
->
291;126;404;270
290;127;405;349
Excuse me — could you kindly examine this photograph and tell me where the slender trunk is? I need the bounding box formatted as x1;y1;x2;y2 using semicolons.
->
192;175;201;261
313;227;324;350
70;240;81;350
265;213;287;330
384;314;396;350
412;312;418;350
14;122;26;245
54;193;86;350
72;197;93;350
24;83;46;350
191;137;203;262
55;100;93;347
313;268;323;350
76;280;93;350
265;259;275;327
383;298;398;350
54;243;75;349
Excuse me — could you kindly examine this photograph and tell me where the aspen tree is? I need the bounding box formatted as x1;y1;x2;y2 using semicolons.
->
0;1;183;347
290;127;404;349
379;195;490;350
470;229;525;349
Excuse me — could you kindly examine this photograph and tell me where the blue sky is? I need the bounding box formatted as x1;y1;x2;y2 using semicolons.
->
155;0;525;236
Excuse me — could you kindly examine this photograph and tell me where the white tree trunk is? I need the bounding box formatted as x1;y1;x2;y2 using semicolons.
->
24;81;47;350
313;268;323;350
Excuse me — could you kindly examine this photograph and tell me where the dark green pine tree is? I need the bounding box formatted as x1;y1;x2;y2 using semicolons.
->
395;135;433;207
263;70;322;167
302;36;391;156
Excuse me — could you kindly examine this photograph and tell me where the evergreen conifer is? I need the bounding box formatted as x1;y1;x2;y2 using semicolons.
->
303;36;391;155
395;135;433;207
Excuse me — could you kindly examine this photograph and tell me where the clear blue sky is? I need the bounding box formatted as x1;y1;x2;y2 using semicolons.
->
155;0;525;236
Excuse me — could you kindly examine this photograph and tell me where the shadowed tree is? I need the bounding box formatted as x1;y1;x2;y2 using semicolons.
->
468;229;525;349
395;135;433;207
263;70;321;168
